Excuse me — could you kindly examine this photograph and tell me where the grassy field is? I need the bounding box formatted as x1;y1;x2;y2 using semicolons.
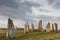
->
0;30;60;40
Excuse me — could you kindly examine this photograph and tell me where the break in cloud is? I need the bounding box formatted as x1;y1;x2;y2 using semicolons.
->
0;0;60;29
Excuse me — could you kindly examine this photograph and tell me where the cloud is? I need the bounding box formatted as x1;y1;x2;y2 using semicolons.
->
0;0;60;19
0;0;60;29
0;0;41;19
0;0;19;9
47;0;54;5
0;0;41;28
51;0;60;9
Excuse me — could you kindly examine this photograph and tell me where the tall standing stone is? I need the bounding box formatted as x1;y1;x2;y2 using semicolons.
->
38;20;43;32
46;22;50;32
24;22;29;33
54;23;58;32
52;24;54;32
31;23;34;32
14;26;17;30
24;24;27;33
7;18;14;39
26;22;29;32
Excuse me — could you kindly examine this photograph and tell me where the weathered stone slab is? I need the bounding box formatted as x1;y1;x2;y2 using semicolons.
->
54;23;58;32
31;23;34;32
14;26;17;30
7;18;14;39
46;22;50;32
24;22;29;33
26;22;29;32
52;24;54;32
24;24;27;33
38;20;43;32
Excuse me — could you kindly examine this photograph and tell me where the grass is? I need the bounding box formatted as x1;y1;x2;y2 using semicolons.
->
0;30;60;40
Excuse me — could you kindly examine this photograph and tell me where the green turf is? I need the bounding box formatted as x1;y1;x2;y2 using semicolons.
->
0;30;60;40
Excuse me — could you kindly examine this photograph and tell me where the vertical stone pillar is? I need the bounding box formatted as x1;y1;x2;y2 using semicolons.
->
46;22;50;32
54;23;58;32
24;22;29;33
7;18;14;39
14;26;17;30
26;22;29;32
24;24;27;33
52;24;54;32
38;20;43;32
31;23;34;32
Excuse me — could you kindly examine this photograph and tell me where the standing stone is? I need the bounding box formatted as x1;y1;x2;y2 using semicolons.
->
46;22;50;32
26;22;29;32
24;22;29;33
31;23;34;32
14;26;17;30
52;24;54;32
24;24;27;33
7;18;14;39
6;32;8;38
38;20;43;32
54;23;58;32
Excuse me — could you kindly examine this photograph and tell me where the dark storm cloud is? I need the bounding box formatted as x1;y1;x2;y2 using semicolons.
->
23;1;40;7
53;0;60;9
47;0;54;5
0;0;40;21
0;0;19;8
0;0;60;28
0;0;60;22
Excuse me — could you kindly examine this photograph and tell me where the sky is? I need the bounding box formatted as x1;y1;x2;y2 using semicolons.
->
0;0;60;29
